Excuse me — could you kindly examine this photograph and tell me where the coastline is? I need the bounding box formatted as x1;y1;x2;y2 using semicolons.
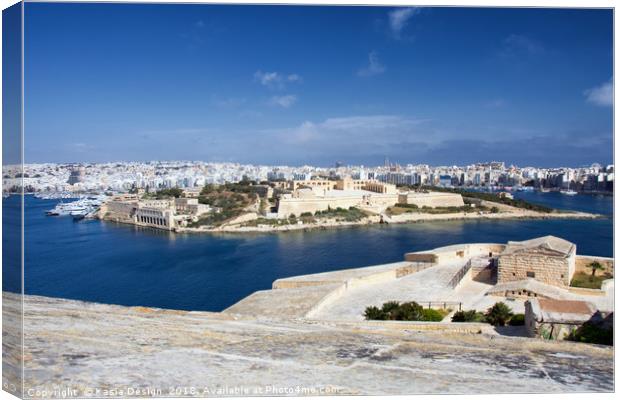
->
176;209;602;234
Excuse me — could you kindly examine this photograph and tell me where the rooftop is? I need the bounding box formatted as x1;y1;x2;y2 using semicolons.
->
503;235;576;257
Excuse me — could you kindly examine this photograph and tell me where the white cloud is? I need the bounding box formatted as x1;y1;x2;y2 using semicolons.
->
357;51;386;77
281;115;426;144
254;70;302;89
269;94;297;108
584;79;613;107
388;7;420;38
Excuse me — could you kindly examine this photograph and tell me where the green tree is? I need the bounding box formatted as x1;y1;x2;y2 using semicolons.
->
391;302;424;321
451;309;486;323
364;306;386;320
484;302;514;326
589;261;605;278
509;314;525;326
381;301;401;316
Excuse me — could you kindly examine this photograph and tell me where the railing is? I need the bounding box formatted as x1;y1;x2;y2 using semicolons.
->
418;301;463;311
448;261;472;289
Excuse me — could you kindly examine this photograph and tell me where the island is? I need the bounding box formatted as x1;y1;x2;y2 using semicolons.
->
95;176;600;233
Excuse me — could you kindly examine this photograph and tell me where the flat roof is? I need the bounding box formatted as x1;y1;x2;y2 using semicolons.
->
538;298;594;315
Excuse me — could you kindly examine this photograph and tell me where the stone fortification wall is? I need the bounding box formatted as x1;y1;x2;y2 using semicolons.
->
399;192;465;208
405;243;505;265
305;263;432;319
575;255;614;275
277;193;398;218
498;253;573;287
100;200;137;223
277;196;360;217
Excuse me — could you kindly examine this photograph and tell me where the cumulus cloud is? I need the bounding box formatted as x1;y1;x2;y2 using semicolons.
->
357;51;386;77
280;115;425;145
388;7;420;38
254;71;302;90
584;79;613;107
269;94;297;108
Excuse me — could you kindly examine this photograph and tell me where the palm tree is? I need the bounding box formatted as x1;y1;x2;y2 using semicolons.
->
485;302;513;326
589;261;605;278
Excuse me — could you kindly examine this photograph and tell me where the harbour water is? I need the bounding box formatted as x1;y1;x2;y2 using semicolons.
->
2;192;613;311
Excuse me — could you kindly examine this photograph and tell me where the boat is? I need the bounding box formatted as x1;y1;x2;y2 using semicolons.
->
560;190;578;196
44;195;106;217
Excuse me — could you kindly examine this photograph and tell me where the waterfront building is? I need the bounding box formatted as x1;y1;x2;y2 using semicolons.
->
99;196;211;230
276;177;398;217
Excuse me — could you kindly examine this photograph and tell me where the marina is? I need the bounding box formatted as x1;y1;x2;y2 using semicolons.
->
44;195;106;218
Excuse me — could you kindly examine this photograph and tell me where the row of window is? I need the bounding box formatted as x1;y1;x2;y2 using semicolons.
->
137;215;167;226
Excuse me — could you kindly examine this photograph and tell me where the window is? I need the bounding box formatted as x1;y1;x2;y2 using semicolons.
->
526;271;535;278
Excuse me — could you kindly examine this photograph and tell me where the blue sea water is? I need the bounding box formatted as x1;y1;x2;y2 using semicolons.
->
2;192;613;311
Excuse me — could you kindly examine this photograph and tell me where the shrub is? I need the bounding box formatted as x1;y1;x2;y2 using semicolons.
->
421;308;445;322
485;302;514;326
567;322;613;346
364;301;430;321
391;302;423;321
451;310;485;323
381;301;401;315
509;313;525;326
364;306;386;320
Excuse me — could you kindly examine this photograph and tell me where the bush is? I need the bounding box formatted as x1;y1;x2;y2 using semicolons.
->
421;308;445;322
509;313;525;326
485;302;514;326
392;302;424;321
363;306;386;320
452;310;485;323
381;301;401;315
364;301;433;321
567;322;613;346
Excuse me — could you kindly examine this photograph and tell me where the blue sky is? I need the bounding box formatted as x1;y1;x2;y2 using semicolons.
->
23;4;613;167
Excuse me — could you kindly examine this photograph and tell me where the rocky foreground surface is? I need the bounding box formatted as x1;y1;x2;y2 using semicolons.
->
2;292;614;397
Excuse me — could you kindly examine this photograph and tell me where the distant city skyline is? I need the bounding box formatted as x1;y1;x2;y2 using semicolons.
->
20;159;613;169
23;4;613;167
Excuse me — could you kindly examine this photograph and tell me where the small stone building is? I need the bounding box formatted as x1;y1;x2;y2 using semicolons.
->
497;236;576;287
525;298;597;340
